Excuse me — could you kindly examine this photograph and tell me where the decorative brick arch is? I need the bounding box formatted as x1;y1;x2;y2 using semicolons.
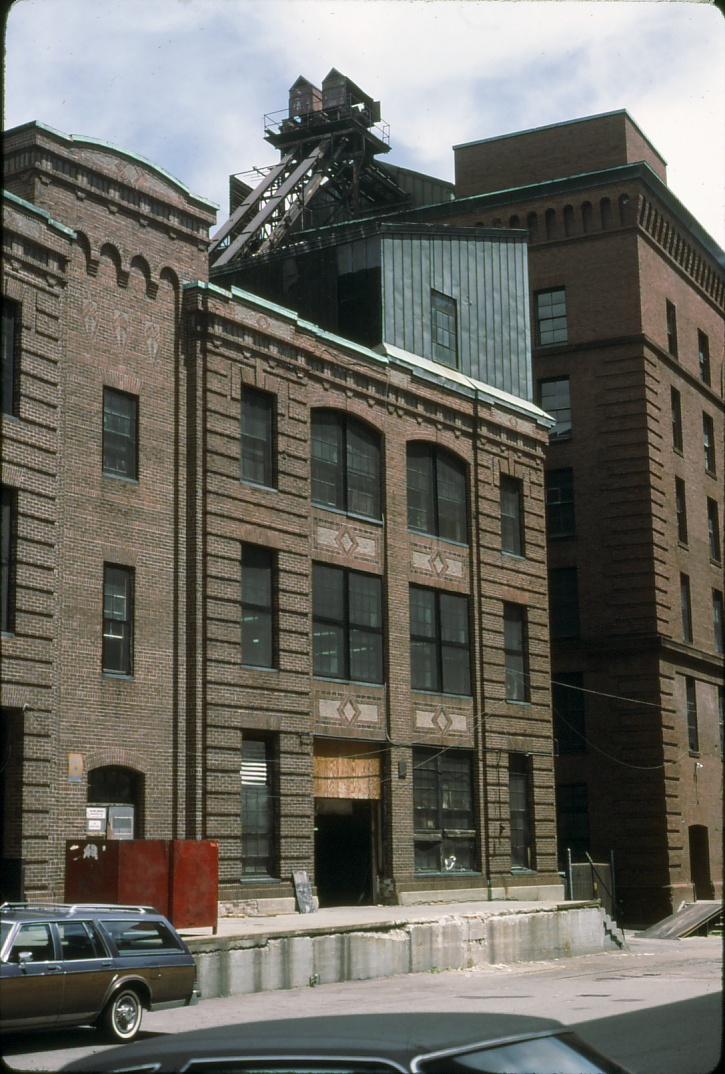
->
84;748;147;775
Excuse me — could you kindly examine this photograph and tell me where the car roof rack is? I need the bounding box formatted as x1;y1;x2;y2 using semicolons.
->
1;902;159;914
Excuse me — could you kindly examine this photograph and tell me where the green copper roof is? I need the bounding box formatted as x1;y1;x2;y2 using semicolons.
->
8;121;218;211
3;188;77;238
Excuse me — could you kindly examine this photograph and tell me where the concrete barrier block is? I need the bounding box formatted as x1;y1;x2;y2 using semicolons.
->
226;945;258;994
467;939;489;967
408;921;436;973
463;914;488;942
282;934;314;989
346;930;409;980
194;949;224;999
312;932;345;984
257;938;286;992
435;918;468;970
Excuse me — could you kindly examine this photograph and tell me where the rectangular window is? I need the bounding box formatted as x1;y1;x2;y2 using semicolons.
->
503;603;529;702
500;476;524;556
553;674;586;754
241;735;277;878
1;299;19;415
509;753;535;870
313;564;383;683
545;468;575;538
241;545;276;668
666;300;678;357
675;477;688;544
241;388;276;488
698;330;710;385
685;677;699;753
536;288;568;346
680;573;693;643
410;586;471;695
703;412;716;474
549;567;580;639
707;498;721;562
413;747;476;873
671;387;683;453
713;590;724;654
103;565;134;675
103;388;138;479
556;783;590;863
431;290;458;367
540;378;571;439
1;487;17;633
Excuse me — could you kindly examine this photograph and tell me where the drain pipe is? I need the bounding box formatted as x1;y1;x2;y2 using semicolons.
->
472;388;494;899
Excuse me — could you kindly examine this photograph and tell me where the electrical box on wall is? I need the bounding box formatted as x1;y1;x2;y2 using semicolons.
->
107;804;135;840
84;803;134;839
85;805;107;836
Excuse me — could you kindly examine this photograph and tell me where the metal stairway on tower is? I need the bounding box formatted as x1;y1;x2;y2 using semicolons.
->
209;69;411;269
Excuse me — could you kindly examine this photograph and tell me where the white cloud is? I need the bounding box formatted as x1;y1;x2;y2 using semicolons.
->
4;0;723;243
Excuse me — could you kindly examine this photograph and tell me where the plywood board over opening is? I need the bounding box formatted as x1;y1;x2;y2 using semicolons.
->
313;738;382;799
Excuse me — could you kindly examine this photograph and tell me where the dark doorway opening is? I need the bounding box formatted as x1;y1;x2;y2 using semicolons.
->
688;824;714;900
87;765;145;838
0;708;24;900
315;798;374;907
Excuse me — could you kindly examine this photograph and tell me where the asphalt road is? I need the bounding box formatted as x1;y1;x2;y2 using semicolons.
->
3;935;722;1073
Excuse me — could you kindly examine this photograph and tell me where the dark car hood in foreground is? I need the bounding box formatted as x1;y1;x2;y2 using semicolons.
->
61;1011;630;1073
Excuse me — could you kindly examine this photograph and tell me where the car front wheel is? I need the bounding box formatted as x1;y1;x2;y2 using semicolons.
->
101;988;143;1042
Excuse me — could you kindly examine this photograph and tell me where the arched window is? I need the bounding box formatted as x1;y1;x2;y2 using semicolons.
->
311;410;382;520
600;198;612;230
545;209;556;239
87;765;144;838
581;202;593;233
509;214;520;228
407;443;468;543
563;205;575;237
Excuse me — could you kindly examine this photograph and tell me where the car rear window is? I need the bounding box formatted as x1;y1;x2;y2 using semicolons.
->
417;1033;621;1073
100;918;183;954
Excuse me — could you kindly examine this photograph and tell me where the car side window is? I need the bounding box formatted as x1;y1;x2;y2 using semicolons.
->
100;918;183;954
9;923;54;963
58;920;106;960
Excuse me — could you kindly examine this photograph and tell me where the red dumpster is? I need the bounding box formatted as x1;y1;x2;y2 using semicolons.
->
170;840;219;933
64;839;169;913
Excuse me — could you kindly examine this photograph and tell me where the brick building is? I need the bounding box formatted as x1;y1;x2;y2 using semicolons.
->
394;111;724;924
1;120;563;909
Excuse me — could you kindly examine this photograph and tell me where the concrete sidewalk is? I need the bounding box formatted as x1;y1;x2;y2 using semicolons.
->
179;897;560;941
179;899;626;1000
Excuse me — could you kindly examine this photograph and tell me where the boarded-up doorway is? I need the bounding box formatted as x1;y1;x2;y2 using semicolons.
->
314;740;381;907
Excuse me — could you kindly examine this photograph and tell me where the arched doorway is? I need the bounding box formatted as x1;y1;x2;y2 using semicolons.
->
87;765;144;838
688;825;714;900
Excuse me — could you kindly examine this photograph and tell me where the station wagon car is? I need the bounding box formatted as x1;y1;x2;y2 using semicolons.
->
0;902;199;1042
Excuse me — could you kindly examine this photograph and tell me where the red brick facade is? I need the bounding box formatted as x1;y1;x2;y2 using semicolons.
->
422;111;724;925
1;124;562;907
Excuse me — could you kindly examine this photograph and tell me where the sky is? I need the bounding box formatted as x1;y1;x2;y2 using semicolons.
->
3;0;724;245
